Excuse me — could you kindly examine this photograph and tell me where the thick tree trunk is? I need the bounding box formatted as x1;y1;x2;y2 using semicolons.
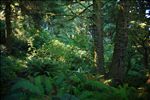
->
92;0;105;74
109;0;128;84
5;0;12;52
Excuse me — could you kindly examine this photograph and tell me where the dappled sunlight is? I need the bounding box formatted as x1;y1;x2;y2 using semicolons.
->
130;21;147;29
0;11;5;20
139;23;147;28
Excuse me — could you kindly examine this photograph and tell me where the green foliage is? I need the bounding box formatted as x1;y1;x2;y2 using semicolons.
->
104;38;114;69
70;33;92;50
27;58;60;77
55;72;139;100
8;75;52;100
0;55;23;83
126;70;148;87
27;29;53;49
115;84;138;100
28;37;93;73
103;0;118;35
7;69;140;100
0;55;25;96
103;23;116;35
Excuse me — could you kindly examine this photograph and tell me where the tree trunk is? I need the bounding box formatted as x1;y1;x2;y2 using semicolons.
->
92;0;105;74
109;0;128;84
5;0;12;52
143;45;149;69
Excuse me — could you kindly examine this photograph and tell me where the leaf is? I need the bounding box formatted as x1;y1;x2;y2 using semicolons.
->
79;91;93;100
43;76;52;94
11;79;42;95
34;76;44;95
84;80;110;91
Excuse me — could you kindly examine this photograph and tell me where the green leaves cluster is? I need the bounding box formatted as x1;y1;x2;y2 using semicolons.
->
27;36;93;74
7;75;52;100
7;73;139;100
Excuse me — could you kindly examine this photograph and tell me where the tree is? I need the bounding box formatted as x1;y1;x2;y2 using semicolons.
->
92;0;105;74
4;0;12;52
109;0;128;84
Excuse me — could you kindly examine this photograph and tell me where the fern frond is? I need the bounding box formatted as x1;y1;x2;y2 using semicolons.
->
11;79;42;95
42;76;53;94
34;76;44;95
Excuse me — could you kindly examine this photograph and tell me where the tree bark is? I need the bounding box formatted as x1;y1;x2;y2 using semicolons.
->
92;0;105;74
109;0;128;84
143;43;149;69
5;0;12;52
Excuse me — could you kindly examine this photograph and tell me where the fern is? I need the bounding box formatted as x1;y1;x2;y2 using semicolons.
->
118;85;128;100
11;79;42;95
33;76;45;95
9;75;53;99
42;76;52;94
84;80;111;92
79;91;93;100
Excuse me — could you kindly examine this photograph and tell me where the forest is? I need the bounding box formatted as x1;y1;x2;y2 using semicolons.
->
0;0;150;100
